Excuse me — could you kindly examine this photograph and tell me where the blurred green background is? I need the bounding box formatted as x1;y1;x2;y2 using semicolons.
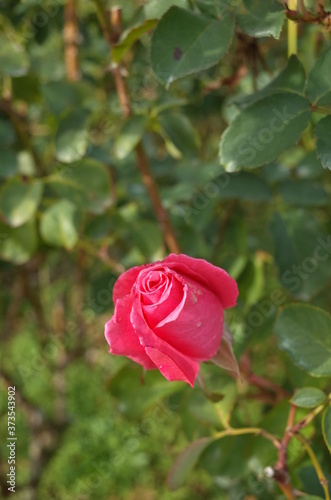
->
1;0;331;499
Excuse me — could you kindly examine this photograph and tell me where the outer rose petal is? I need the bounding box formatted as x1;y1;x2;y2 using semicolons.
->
105;295;156;370
154;276;224;360
145;347;198;387
131;298;200;387
163;254;238;309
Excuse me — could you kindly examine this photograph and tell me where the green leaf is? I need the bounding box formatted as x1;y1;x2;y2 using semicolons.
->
40;200;80;250
300;497;324;500
114;115;147;160
0;35;29;77
55;109;89;163
48;159;112;214
237;56;306;108
151;7;234;86
0;178;43;227
0;219;38;264
42;81;92;115
195;0;230;18
218;171;272;201
198;435;251;478
29;31;64;81
168;437;213;490
220;92;311;171
0;150;18;179
269;214;297;277
144;0;189;19
291;388;326;408
0;118;15;146
315;116;331;170
112;19;158;63
158;112;200;159
305;48;331;108
151;97;188;117
85;213;116;241
278;180;328;207
236;0;285;39
275;305;331;377
322;405;331;454
11;74;41;104
296;151;324;179
108;366;183;418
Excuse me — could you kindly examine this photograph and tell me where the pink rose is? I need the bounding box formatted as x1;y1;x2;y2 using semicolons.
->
104;254;238;386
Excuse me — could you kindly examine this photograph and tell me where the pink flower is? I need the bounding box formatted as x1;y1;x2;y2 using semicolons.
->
104;254;238;387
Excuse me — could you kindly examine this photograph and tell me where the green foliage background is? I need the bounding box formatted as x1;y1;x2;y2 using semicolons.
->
0;0;331;499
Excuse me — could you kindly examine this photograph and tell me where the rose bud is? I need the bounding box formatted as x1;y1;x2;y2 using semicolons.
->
105;253;238;387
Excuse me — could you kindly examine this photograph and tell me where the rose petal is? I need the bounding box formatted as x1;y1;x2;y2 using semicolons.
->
113;262;156;303
131;299;200;386
155;276;224;359
163;254;238;309
138;268;170;305
141;269;187;329
144;346;199;387
105;295;156;370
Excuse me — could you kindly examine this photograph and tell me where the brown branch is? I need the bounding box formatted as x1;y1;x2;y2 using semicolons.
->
110;6;122;44
64;0;80;81
289;401;326;434
285;3;331;25
271;404;297;499
316;0;324;12
203;65;249;93
94;2;181;254
76;240;126;274
135;143;181;254
112;65;131;119
247;373;291;401
270;396;330;499
237;351;290;403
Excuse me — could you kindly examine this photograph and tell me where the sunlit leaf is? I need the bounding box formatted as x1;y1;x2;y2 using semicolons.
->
291;388;326;408
40;200;80;250
0;178;43;227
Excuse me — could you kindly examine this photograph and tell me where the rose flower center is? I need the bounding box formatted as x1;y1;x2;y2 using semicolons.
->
140;270;169;305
